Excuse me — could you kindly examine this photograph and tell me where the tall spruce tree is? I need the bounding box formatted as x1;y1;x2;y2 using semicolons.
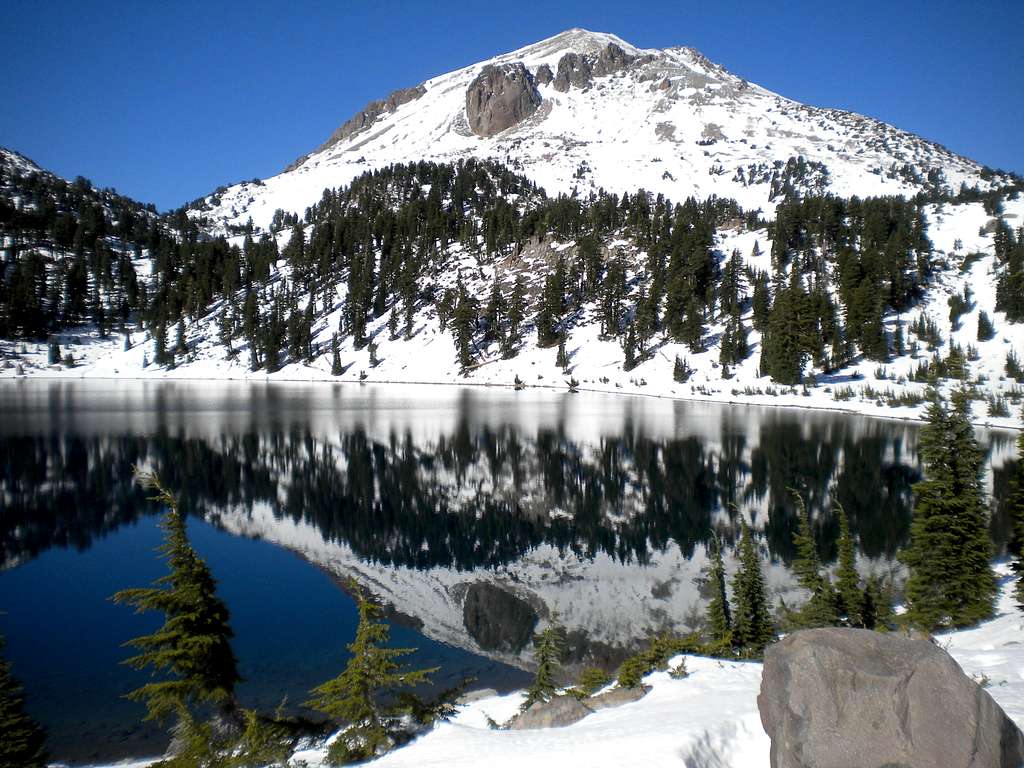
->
521;619;565;711
833;503;864;626
731;520;774;655
1008;426;1024;611
900;388;997;628
705;534;732;648
787;492;837;628
306;582;436;765
112;471;240;724
0;635;47;768
331;333;343;376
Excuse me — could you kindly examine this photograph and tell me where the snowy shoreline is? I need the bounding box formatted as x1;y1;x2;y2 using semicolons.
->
3;369;1021;433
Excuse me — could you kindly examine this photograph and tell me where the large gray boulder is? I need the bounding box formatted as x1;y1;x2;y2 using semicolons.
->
758;628;1024;768
586;684;649;711
465;62;541;137
511;695;594;730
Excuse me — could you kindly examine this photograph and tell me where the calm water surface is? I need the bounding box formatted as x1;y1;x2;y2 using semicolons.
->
0;380;1017;763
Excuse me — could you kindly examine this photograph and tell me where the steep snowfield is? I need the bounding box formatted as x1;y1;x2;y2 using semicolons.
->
191;29;1001;235
82;567;1024;768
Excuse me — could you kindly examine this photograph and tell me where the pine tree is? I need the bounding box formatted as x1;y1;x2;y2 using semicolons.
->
388;307;398;341
451;280;476;369
731;520;774;655
833;503;864;626
622;323;638;371
555;338;569;370
977;310;995;342
112;471;240;724
787;492;837;628
1008;427;1024;611
306;582;436;764
507;275;526;353
521;620;564;711
705;534;732;648
672;355;692;383
174;317;187;358
0;635;47;768
900;388;997;628
331;333;343;376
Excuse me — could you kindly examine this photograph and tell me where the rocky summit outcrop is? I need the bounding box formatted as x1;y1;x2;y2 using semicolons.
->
465;62;541;137
287;84;427;169
552;42;635;92
758;628;1024;768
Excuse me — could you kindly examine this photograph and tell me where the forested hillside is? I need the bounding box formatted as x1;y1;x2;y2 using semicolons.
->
1;148;1023;425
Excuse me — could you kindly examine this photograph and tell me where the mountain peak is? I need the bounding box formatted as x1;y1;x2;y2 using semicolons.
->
499;28;642;62
206;30;1004;234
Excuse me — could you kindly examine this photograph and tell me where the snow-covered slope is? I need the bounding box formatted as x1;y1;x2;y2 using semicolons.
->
191;29;1004;234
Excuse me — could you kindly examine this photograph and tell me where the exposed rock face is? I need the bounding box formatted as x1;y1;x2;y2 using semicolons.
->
285;85;427;170
592;42;631;76
586;684;649;711
308;87;425;156
758;628;1024;768
534;63;553;85
552;52;592;92
512;684;649;729
511;695;594;730
465;62;541;137
462;581;538;652
553;42;635;92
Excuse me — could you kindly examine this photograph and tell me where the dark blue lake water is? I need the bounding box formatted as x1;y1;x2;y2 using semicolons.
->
0;380;1017;764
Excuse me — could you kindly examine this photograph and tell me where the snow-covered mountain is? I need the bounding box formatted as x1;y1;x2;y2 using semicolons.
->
190;28;1007;234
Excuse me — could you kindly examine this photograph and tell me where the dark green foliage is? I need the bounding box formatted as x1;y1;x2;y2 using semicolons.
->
704;534;732;647
833;504;865;626
760;278;808;384
994;223;1024;322
522;620;565;710
731;520;774;654
568;667;612;700
719;310;749;367
1009;429;1024;611
451;279;478;368
112;471;240;724
331;333;342;376
786;492;837;628
0;635;47;768
900;388;997;628
622;323;638;371
750;270;771;332
1007;350;1024;382
673;355;692;383
555;338;569;370
306;582;436;765
977;310;995;341
616;633;687;689
153;707;293;768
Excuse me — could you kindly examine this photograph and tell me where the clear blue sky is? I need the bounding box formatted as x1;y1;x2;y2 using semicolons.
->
2;0;1021;211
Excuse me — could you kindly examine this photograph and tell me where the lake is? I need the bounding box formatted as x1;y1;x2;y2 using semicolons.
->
0;380;1018;764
